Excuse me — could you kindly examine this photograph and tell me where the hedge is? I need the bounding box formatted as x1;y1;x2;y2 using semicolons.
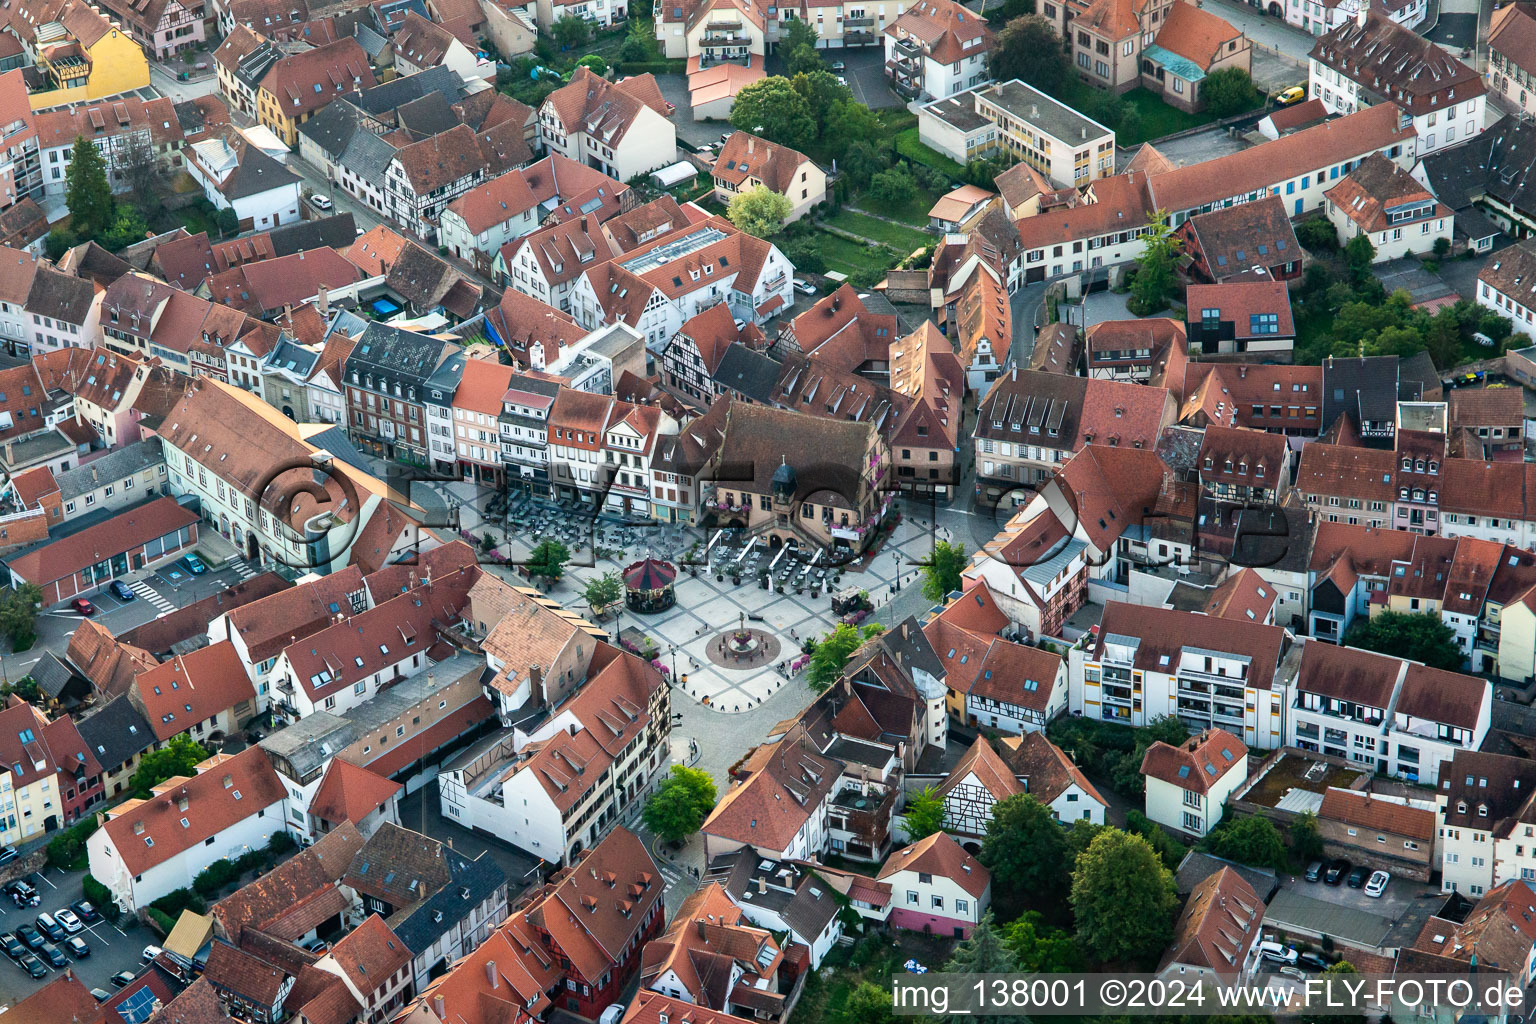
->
149;888;206;919
193;858;238;896
146;907;176;936
46;816;100;870
616;60;685;74
82;874;120;923
893;129;966;180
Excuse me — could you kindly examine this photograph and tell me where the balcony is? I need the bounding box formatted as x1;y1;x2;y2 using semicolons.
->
702;31;747;43
844;29;876;42
844;15;874;25
894;35;922;57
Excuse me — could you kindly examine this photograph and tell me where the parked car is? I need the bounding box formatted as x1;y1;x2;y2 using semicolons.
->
1364;870;1391;897
1272;85;1306;105
66;936;89;958
8;880;38;907
35;913;63;941
793;278;816;295
143;945;165;963
1346;865;1370;888
90;988;111;1001
179;553;207;575
107;580;135;602
16;924;44;949
19;954;46;978
1;932;25;960
39;943;67;968
54;909;82;934
71;597;95;616
836;75;847;86
1298;952;1330;971
1279;966;1306;981
1258;940;1298;965
111;969;138;988
830;59;845;71
0;846;17;864
1324;859;1350;885
308;194;334;211
72;900;97;922
1304;860;1323;882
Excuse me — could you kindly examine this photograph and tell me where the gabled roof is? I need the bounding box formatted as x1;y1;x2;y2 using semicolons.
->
1310;10;1483;116
998;730;1107;808
1141;728;1247;794
877;831;989;897
309;757;401;826
541;67;672;146
134;641;259;742
259;38;376;120
882;0;993;64
1160;866;1263;982
1319;787;1434;840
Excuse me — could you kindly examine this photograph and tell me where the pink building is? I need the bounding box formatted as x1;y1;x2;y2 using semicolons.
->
877;832;991;938
98;0;206;59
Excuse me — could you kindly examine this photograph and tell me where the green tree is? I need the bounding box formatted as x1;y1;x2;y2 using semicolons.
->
215;206;240;239
526;538;571;584
901;786;947;842
920;541;967;602
1201;67;1261;117
837;140;886;192
575;54;608;75
979;792;1069;920
130;735;213;794
946;911;1020;973
1129;211;1181;315
1290;809;1325;865
99;204;150;252
824;99;882;149
781;17;819;53
786;43;822;76
1433;236;1451;257
1004;911;1085;972
1124;809;1188;871
807;622;883;689
868;165;916;206
0;583;42;652
730;76;816;151
844;982;896;1024
1108;716;1188;796
581;571;623;615
991;16;1069;95
1344;231;1376;282
641;765;718;842
65;137;113;239
552;14;590;49
1343;610;1464;671
1071;829;1179;965
44;228;78;261
1203;814;1286;870
620;34;652;62
726;185;793;238
791;70;853;132
1296;217;1338;252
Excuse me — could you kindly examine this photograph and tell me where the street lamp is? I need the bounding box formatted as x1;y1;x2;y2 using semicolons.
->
669;643;677;685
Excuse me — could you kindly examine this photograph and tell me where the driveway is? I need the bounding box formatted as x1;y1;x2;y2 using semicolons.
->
0;866;151;1008
833;45;904;110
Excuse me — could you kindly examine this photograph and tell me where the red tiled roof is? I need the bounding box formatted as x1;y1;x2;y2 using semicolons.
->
134;641;258;742
877;831;989;897
1319;787;1435;840
308;758;401;826
1141;728;1247;793
8;497;199;588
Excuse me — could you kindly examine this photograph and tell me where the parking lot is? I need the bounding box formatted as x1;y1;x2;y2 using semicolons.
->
0;866;154;1008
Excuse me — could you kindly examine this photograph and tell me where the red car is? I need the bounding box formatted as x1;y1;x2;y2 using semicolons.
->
70;598;95;616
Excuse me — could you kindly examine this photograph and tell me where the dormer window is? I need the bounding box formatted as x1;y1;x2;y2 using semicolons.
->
1428;460;1438;474
1401;457;1412;470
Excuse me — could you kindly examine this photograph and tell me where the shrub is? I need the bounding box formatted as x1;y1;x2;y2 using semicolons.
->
149;888;206;918
616;60;685;74
266;831;297;857
47;817;99;870
83;874;119;922
146;907;176;936
235;850;264;873
193;858;238;896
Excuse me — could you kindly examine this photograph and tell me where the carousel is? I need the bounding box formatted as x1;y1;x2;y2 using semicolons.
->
623;557;678;613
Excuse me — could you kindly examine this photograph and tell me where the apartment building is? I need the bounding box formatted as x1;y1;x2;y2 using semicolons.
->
438;649;670;867
1074;602;1293;750
345;323;464;467
882;0;993;101
0;697;101;846
537;68;677;183
1141;728;1248;837
1324;153;1453;262
1309;10;1484;155
919;81;1114;187
1436;750;1536;897
1287;640;1491;785
1489;2;1536;120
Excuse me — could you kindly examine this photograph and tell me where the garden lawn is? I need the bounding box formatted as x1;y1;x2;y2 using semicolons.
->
810;229;900;279
895;127;966;180
1120;87;1218;144
824;208;932;252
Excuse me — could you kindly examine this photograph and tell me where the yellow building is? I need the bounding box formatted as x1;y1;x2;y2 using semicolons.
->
1498;588;1536;686
254;38;374;146
25;2;149;112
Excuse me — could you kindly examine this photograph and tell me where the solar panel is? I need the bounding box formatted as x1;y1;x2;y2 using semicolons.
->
117;985;157;1024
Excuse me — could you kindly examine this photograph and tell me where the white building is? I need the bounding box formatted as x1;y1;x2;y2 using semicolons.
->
1285;0;1425;36
1437;750;1536;897
537;68;677;183
185;134;303;233
1308;10;1484;156
876;832;991;939
1287;641;1491;786
1141;728;1248;837
882;0;993;102
86;745;288;912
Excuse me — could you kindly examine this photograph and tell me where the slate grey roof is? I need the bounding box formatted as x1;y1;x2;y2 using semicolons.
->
25;264;94;327
339;129;398;182
30;651;84;700
266;336;320;379
56;439;165;501
297;100;365;162
307;425;376;477
350;321;458;392
75;694;155;773
353;22;388;59
269;214;358;257
372;836;507;955
712;343;782;404
1399;350;1439;401
234;41;280;91
352;66;461;118
396;92;458;141
1416;117;1536;216
1174;850;1278;900
221;141;302;201
1323;354;1399;429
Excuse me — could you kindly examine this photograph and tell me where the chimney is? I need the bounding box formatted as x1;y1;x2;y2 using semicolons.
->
756;877;766;894
317;286;330;316
747;136;754;154
569;722;578;736
433;995;445;1018
484;961;498;989
696;918;707;940
1356;5;1366;26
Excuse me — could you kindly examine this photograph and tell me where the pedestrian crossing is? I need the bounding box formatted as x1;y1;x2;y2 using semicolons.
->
130;580;174;613
231;558;257;581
